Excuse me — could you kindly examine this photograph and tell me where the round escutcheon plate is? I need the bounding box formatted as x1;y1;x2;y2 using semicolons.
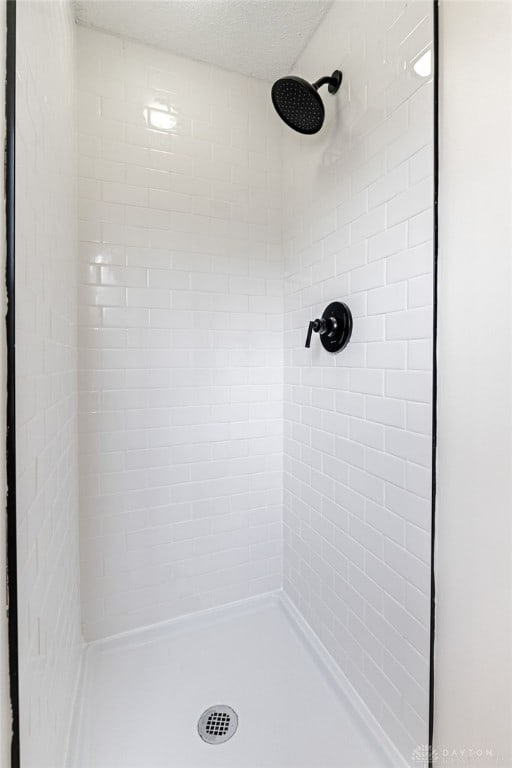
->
320;301;353;353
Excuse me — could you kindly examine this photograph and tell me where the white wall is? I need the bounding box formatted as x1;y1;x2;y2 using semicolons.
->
76;27;283;640
16;2;83;766
436;3;512;765
0;1;11;763
282;1;434;760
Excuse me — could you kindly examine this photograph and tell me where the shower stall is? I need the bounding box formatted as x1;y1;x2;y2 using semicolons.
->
11;1;436;766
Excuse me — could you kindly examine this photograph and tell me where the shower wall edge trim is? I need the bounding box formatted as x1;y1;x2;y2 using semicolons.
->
5;1;20;766
429;1;439;765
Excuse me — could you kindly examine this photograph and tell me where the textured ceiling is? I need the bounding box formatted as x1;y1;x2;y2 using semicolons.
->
74;1;332;81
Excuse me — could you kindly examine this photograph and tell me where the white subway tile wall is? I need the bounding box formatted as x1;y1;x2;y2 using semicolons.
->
77;27;283;639
282;1;433;760
16;3;82;766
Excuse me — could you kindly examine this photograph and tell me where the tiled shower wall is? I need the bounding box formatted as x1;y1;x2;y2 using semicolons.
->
77;27;283;639
282;1;433;760
16;2;83;766
76;5;434;759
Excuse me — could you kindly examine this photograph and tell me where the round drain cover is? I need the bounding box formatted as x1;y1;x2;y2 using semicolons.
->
198;705;238;745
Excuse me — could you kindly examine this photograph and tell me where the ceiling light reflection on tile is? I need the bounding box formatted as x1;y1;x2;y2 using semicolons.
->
144;106;177;131
413;49;432;78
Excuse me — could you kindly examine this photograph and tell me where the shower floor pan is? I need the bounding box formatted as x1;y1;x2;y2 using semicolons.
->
70;593;398;768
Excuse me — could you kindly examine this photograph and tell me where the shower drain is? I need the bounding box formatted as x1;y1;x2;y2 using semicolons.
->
197;705;238;745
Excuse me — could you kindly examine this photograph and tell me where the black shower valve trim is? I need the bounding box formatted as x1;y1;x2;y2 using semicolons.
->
305;301;353;353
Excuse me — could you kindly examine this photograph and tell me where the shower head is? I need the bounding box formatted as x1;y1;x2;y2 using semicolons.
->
271;70;342;135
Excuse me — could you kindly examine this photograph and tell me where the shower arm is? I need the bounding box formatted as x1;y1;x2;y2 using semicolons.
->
312;70;343;94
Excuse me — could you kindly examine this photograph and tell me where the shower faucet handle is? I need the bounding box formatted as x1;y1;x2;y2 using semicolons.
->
305;319;316;348
305;318;326;348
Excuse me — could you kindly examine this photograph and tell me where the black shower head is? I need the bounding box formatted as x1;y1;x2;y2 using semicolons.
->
271;70;342;135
